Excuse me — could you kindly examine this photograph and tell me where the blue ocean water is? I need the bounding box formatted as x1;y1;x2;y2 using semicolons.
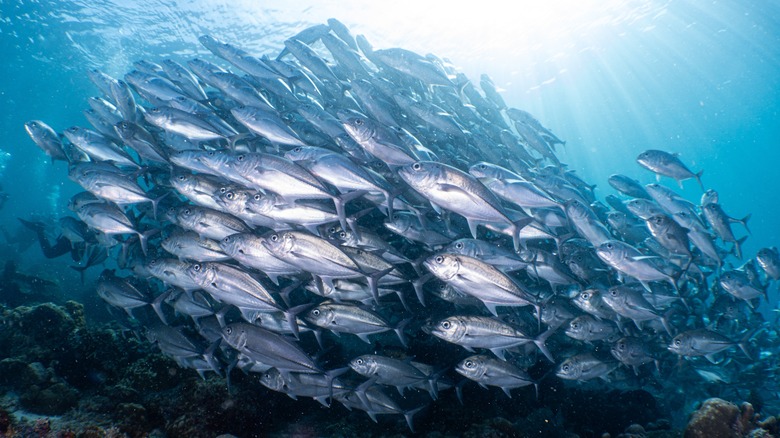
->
0;0;779;435
2;1;778;263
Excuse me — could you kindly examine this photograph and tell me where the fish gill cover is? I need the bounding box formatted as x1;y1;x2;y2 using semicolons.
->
2;3;780;438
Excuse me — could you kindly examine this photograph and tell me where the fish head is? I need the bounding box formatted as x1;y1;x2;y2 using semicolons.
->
646;214;669;231
169;170;194;191
113;121;136;140
636;150;654;168
24;120;45;139
430;316;466;342
596;241;626;265
444;239;477;257
564;199;589;220
718;271;742;292
230;105;258;124
198;149;233;172
423;253;460;281
469;161;500;178
216;188;247;213
198;35;222;52
348;355;378;376
259;368;284;391
610;338;631;362
668;333;691;355
305;304;335;328
176;206;198;224
611;337;647;363
62;126;84;143
564;316;590;339
384;214;413;234
283;145;311;162
603;286;625;307
221;323;248;350
143;107;168;125
573;288;598;308
397;161;439;189
340;114;375;142
186;262;216;287
261;231;295;256
455;355;486;380
607;211;628;229
246;192;274;214
555;357;583;380
701;189;719;206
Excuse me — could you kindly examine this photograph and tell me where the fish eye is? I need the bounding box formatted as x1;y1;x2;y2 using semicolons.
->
479;164;486;170
183;208;191;215
223;236;231;243
434;255;444;264
674;339;682;346
151;107;160;113
339;231;347;238
177;175;186;181
356;358;363;365
294;147;302;153
562;364;570;372
611;290;618;296
253;194;261;200
354;118;364;126
455;242;463;250
226;192;234;200
571;322;579;329
312;309;320;316
412;163;422;171
606;243;613;249
237;154;245;161
465;360;474;368
441;321;451;329
618;342;625;349
581;292;590;300
207;151;215;156
270;234;278;241
225;327;232;335
192;263;201;271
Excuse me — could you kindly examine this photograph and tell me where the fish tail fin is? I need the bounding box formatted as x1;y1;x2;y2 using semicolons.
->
737;328;762;360
150;191;171;221
394;317;412;348
510;217;534;252
333;189;367;232
284;302;313;340
366;266;394;304
403;406;425;433
733;235;748;260
411;273;433;307
695;170;704;191
534;327;556;363
137;228;159;256
324;366;350;405
151;289;172;325
203;338;223;377
737;213;751;234
69;265;88;284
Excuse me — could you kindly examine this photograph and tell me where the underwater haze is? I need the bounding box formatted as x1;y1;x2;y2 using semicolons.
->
1;0;780;436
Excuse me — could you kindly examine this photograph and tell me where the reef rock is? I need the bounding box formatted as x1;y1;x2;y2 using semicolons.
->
684;398;757;438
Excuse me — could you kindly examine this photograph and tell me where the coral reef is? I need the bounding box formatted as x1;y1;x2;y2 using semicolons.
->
683;398;778;438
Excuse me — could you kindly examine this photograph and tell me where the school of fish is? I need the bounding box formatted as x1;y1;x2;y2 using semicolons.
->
24;18;779;431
